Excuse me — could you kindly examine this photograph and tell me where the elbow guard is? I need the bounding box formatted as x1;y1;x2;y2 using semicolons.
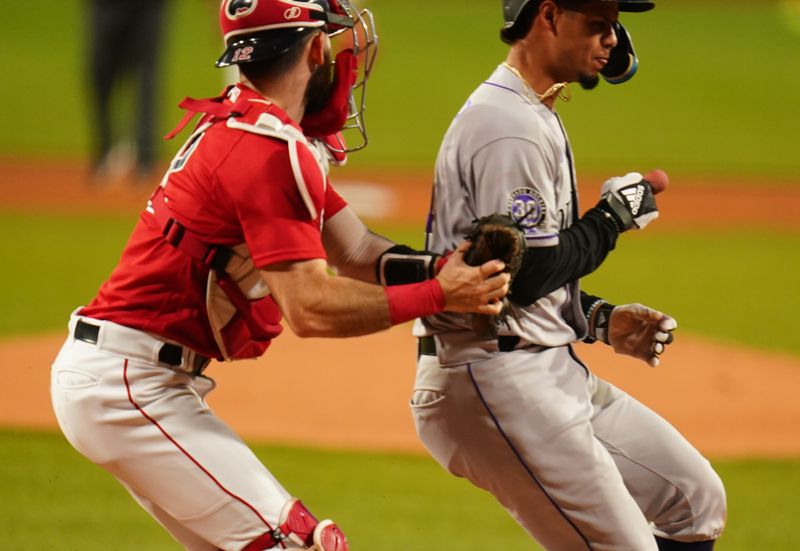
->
377;245;439;286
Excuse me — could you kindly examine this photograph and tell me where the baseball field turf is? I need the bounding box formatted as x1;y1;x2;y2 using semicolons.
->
2;0;799;549
2;429;799;550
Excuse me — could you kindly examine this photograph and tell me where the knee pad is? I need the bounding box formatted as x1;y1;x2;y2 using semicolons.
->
601;21;638;84
244;498;349;550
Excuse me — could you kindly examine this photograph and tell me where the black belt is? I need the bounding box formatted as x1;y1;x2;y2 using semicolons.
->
418;335;438;357
418;335;521;357
74;319;211;376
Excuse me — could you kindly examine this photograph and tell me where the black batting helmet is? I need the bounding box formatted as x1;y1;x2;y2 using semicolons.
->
503;0;655;33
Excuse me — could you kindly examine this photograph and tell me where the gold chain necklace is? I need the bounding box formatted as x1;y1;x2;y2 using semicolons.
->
502;62;571;104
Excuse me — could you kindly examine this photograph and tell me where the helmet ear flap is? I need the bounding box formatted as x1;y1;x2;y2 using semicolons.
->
601;21;638;84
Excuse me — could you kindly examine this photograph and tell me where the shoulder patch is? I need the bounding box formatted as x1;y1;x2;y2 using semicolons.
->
507;187;546;234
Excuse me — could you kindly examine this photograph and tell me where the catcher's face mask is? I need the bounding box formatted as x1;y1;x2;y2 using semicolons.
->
303;0;378;152
215;0;378;152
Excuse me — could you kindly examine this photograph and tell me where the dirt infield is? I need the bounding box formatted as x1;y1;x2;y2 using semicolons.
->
4;327;800;458
4;158;800;229
2;158;800;458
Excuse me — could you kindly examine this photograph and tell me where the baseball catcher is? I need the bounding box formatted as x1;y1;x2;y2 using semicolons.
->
49;1;510;550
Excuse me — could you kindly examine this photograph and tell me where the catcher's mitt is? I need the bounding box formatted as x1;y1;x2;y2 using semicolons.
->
463;213;526;337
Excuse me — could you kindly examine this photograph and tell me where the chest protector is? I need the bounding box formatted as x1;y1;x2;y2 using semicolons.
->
153;87;329;360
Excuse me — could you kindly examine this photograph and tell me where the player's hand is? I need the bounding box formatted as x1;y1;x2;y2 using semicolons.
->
596;170;668;232
436;242;509;315
608;303;677;367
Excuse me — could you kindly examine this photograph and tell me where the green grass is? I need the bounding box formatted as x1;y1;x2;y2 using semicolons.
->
0;212;133;337
4;212;799;358
1;1;800;178
716;458;800;549
0;429;530;550
1;429;797;549
559;1;800;177
581;230;800;356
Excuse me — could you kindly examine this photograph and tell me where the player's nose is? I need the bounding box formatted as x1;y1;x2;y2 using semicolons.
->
604;22;618;49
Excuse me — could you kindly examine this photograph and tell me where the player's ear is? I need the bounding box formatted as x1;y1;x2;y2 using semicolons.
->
307;31;327;68
539;1;559;34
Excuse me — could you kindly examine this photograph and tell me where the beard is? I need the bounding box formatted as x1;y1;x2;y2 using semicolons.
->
304;52;335;115
578;72;600;90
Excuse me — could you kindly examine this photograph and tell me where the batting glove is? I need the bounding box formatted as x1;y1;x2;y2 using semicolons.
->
597;172;659;231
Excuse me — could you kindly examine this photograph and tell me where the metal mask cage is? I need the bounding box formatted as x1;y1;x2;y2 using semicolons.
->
329;2;378;154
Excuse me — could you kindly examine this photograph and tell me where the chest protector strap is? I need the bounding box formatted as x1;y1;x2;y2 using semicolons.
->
148;186;283;360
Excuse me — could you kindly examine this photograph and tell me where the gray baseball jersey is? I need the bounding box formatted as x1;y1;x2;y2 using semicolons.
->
411;64;726;549
416;64;586;363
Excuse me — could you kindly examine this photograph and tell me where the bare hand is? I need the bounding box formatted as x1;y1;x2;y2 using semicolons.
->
436;242;509;315
608;303;677;367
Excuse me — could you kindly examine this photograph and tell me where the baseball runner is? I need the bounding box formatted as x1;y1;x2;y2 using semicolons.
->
49;1;510;549
410;1;727;549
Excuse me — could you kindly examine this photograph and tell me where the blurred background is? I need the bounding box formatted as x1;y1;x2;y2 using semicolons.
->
2;0;799;347
3;0;800;176
1;0;799;549
0;0;800;176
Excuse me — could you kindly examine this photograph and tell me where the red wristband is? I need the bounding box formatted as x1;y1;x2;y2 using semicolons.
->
384;279;446;325
434;251;452;275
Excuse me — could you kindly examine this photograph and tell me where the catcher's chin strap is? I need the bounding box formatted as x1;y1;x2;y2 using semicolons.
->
243;499;349;551
147;186;276;345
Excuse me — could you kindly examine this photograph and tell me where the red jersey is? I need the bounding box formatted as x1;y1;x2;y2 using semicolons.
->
81;84;347;358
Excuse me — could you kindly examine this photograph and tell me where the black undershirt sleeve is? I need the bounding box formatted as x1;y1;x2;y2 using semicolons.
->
509;207;620;307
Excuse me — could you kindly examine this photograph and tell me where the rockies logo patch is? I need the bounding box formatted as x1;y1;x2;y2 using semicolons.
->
507;187;546;234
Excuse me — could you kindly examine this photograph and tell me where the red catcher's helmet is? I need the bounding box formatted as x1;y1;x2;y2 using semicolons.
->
215;0;379;154
216;0;356;67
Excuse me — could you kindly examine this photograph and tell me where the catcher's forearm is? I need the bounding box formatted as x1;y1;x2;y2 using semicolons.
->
510;208;619;306
322;208;440;285
322;207;395;283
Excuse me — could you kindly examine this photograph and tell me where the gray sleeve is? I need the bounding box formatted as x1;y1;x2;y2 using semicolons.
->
468;136;560;248
322;206;394;283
